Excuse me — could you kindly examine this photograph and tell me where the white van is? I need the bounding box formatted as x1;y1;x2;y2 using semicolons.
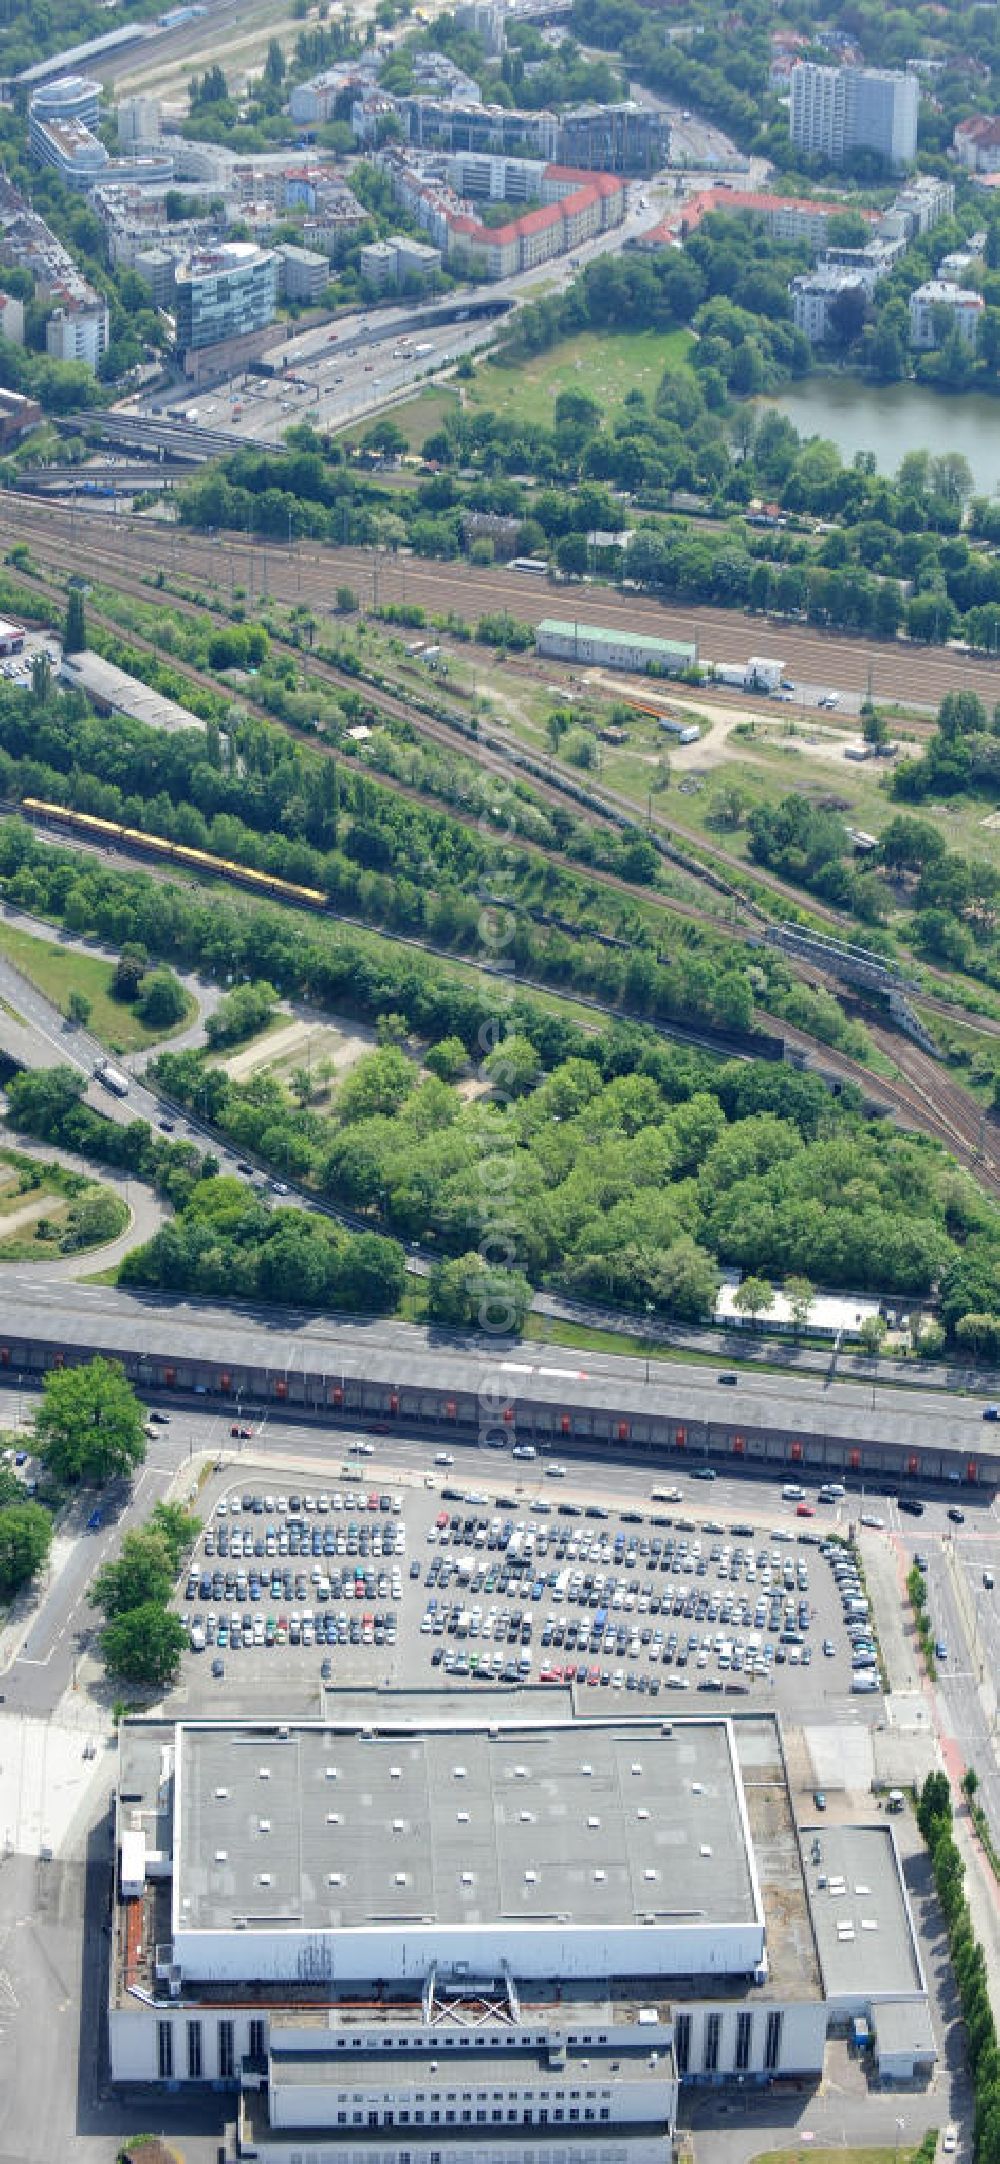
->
782;1484;805;1502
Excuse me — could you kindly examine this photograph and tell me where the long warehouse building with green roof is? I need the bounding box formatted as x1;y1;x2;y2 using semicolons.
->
536;618;698;675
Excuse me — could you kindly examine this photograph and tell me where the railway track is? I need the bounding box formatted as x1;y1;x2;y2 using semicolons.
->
6;555;755;961
3;505;769;929
6;498;1000;1195
0;498;848;928
867;1024;1000;1187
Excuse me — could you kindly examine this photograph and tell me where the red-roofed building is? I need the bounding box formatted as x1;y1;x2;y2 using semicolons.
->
635;187;879;253
378;150;627;278
954;113;1000;172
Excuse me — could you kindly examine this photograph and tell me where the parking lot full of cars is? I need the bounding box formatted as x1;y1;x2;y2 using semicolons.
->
173;1467;883;1707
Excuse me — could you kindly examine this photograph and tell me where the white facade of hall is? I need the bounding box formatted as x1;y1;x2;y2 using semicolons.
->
106;1711;934;2163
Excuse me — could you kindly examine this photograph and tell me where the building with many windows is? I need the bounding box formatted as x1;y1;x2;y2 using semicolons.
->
908;278;985;350
29;115;110;188
790;266;870;344
378;149;625;279
28;72;101;131
117;94;162;151
45;295;109;370
107;1707;935;2164
789;62;919;169
173;241;277;378
954;113;1000;172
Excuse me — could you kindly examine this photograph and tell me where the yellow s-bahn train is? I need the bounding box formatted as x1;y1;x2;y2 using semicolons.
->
19;798;328;913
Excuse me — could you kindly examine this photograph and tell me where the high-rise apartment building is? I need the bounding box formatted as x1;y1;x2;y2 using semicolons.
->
789;62;918;169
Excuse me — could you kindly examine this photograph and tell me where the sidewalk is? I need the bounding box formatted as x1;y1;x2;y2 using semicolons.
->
863;1525;1000;2013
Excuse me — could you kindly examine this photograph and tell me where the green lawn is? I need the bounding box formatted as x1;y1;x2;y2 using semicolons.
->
0;1145;127;1261
384;328;694;448
0;921;196;1053
468;327;694;431
753;2150;920;2164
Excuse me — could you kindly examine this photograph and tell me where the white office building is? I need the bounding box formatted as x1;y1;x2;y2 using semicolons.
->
28;72;101;131
789;63;919;170
117;94;162;150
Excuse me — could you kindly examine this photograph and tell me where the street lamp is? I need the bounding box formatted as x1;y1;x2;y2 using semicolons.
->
895;2115;905;2164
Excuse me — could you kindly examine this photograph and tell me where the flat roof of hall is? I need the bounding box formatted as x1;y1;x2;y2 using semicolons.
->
173;1715;758;1939
801;1823;924;2000
269;2042;666;2088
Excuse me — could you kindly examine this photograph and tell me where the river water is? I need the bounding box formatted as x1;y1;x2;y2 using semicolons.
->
757;374;1000;485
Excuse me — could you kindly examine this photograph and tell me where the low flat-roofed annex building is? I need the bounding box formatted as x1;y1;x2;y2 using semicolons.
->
535;619;697;676
109;1707;852;2164
800;1822;937;2084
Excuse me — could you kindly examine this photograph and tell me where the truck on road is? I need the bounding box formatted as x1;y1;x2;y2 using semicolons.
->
95;1059;130;1098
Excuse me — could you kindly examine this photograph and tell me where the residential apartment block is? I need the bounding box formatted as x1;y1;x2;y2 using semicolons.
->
954;114;1000;172
908;278;984;349
379;148;625;279
0;171;109;373
789;62;919;169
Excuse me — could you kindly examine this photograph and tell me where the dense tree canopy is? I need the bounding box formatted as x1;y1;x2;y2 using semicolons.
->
34;1358;147;1488
0;1503;53;1594
101;1602;187;1688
